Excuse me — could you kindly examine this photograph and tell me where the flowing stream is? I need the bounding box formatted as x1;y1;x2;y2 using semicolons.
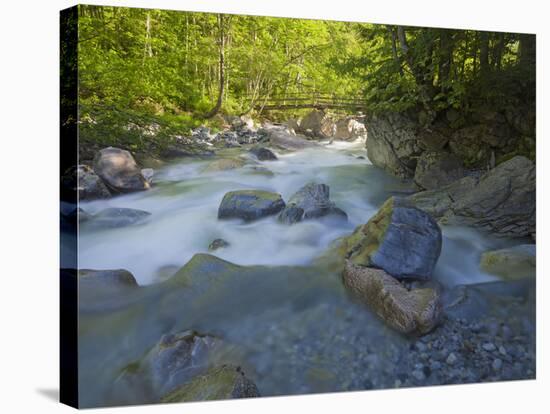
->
79;139;506;287
75;138;520;407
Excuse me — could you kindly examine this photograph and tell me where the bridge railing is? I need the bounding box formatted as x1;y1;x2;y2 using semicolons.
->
244;92;366;111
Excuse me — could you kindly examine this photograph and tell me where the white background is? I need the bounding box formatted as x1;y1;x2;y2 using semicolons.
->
1;0;547;412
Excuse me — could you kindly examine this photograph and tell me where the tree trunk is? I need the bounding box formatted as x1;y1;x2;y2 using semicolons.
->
387;25;403;76
480;31;490;77
438;29;453;89
206;14;226;118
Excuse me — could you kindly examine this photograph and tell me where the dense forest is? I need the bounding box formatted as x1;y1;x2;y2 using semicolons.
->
75;5;535;155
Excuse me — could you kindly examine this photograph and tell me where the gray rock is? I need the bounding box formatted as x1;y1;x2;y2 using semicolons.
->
278;183;347;225
249;147;277;161
268;128;318;151
365;113;422;178
62;165;112;200
83;207;151;229
446;353;458;365
409;156;535;238
482;343;496;352
218;190;285;222
414;150;466;190
208;238;230;251
343;197;442;280
492;358;503;371
93;147;150;193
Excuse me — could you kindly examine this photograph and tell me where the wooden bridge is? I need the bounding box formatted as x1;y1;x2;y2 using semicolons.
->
247;93;366;112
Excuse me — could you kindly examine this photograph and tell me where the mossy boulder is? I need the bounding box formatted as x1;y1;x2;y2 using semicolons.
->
480;244;536;280
93;147;150;193
343;261;441;335
119;330;221;400
161;365;259;403
218;190;285;221
344;197;442;280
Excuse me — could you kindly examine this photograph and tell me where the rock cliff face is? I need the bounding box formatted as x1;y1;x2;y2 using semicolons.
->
408;156;535;238
365;109;535;179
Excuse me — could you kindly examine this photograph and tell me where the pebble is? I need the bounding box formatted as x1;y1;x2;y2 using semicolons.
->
499;346;507;356
412;369;426;381
446;353;458;365
492;359;503;371
482;343;496;352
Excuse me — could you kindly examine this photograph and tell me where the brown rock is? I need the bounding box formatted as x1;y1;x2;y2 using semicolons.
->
342;261;442;335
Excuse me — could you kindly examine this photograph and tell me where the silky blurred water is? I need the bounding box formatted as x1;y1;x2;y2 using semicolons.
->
74;139;528;407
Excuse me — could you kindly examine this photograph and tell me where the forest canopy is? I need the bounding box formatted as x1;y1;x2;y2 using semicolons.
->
75;5;535;150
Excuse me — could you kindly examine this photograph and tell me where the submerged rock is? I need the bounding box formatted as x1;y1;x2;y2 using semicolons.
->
208;238;230;251
161;365;259;403
249;146;277;161
203;158;246;172
120;330;221;400
414;150;465;190
83;207;151;229
480;244;536;280
278;183;347;224
218;190;285;222
93;147;150;193
343;262;441;335
408;156;535;238
78;268;138;287
344;197;442;280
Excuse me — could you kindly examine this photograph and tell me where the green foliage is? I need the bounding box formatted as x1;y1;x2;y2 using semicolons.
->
77;5;535;155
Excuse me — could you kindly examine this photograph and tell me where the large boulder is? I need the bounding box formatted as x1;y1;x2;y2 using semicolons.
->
343;262;442;335
218;190;285;222
334;117;367;141
480;244;536;280
278;183;347;224
408;156;535;238
161;365;259;403
93;147;150;193
448;125;492;167
299;110;335;138
61;165;112;201
344;197;442;280
365;113;422;178
268;128;318;151
414;150;466;190
82;207;151;230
